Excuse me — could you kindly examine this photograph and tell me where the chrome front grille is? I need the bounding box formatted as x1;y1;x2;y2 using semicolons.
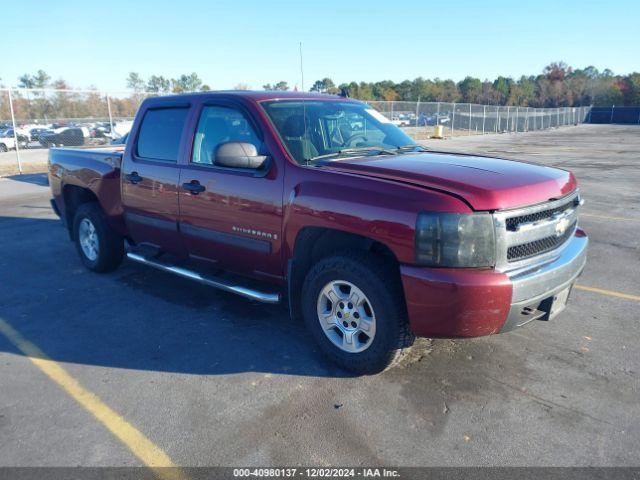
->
493;191;581;271
505;201;576;232
506;220;577;261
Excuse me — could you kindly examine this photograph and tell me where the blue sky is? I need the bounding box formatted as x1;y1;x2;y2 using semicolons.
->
3;0;639;91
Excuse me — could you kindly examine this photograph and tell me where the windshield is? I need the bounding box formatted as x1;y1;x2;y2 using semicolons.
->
261;100;418;165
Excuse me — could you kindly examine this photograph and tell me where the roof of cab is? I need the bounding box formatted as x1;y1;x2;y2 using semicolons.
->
142;90;361;104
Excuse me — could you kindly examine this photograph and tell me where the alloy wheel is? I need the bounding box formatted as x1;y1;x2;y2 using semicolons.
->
316;280;376;353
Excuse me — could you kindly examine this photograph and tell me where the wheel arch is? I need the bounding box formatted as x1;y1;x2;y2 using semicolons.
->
287;226;403;322
62;184;100;238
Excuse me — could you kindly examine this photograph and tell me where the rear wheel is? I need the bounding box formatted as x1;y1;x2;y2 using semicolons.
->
0;144;7;152
72;202;124;272
301;251;414;374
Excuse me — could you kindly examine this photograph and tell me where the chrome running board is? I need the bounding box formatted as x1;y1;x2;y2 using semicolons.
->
126;252;281;304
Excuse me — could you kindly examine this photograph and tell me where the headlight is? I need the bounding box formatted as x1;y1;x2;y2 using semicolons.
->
415;212;496;267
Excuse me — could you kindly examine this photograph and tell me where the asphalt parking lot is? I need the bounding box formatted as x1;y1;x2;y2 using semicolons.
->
0;124;638;468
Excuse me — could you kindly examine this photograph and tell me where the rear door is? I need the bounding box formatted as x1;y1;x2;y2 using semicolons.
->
121;104;190;255
178;100;284;281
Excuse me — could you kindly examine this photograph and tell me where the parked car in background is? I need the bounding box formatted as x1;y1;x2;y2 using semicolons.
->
88;121;132;142
18;132;29;148
418;112;451;126
90;122;112;139
0;129;17;152
111;120;133;139
110;132;128;145
390;115;411;127
39;127;85;147
65;124;91;138
0;129;29;151
30;127;53;142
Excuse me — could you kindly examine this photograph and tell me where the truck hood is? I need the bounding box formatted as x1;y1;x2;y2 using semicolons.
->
323;152;577;211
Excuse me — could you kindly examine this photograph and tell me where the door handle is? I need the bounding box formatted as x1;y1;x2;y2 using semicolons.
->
182;180;206;194
125;172;143;184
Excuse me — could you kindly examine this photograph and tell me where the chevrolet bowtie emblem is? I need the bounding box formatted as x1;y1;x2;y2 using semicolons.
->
555;217;571;237
344;313;350;319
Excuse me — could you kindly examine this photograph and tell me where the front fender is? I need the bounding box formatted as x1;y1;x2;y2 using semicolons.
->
282;168;472;265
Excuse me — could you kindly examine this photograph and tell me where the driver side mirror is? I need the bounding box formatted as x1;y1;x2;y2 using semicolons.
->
214;142;269;170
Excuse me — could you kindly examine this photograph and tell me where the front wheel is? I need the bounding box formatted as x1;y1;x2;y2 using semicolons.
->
301;252;414;374
73;202;124;272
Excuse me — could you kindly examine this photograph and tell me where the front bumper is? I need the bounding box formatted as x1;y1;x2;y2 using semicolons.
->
400;230;588;338
500;230;587;332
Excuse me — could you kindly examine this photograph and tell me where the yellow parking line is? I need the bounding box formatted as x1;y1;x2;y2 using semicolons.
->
575;285;640;302
581;212;640;222
0;318;185;480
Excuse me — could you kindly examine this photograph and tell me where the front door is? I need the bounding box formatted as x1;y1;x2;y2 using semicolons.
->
178;103;284;282
121;106;190;256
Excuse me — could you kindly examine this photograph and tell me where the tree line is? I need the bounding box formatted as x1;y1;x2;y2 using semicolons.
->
2;62;639;122
0;70;216;122
1;74;135;122
122;63;640;107
304;63;640;107
125;72;211;93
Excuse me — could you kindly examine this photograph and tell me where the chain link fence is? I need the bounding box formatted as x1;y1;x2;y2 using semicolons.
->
0;88;154;173
367;101;592;140
588;106;640;124
1;88;633;174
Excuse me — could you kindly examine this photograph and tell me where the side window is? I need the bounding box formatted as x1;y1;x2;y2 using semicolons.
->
136;107;189;162
192;106;262;165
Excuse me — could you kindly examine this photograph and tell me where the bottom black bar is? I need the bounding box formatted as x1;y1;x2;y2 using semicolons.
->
1;467;639;480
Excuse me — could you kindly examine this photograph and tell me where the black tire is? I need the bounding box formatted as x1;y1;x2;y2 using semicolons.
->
301;251;414;375
0;144;7;152
72;202;124;273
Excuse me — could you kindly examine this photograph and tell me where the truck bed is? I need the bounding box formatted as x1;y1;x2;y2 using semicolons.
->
49;145;125;172
48;145;126;229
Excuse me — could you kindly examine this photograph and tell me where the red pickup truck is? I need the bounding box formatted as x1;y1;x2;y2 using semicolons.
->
49;91;588;374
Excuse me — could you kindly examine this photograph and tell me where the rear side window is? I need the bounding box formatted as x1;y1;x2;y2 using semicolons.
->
136;107;189;162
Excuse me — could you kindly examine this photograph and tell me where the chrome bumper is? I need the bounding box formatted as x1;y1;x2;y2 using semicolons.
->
500;233;588;332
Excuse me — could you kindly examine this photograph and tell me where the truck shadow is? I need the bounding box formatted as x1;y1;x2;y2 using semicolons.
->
4;172;49;186
0;215;351;377
0;214;532;391
1;213;549;440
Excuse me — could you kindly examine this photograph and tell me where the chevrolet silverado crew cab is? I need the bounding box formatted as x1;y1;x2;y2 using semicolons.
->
49;91;588;374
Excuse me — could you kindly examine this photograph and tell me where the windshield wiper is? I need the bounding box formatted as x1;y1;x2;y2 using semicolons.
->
307;146;397;163
395;144;429;152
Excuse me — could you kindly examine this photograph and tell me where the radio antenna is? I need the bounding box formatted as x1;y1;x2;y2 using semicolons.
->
299;41;305;91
